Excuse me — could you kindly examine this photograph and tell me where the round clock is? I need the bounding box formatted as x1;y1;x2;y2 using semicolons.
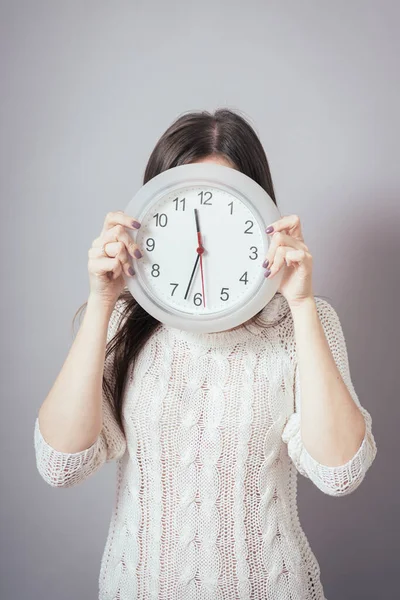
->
123;162;283;333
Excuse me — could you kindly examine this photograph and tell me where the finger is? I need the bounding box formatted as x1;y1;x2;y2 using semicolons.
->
93;224;143;259
284;249;308;268
89;241;134;277
101;211;141;235
89;241;127;259
89;256;123;280
265;247;308;278
264;246;288;278
263;231;307;268
265;214;304;241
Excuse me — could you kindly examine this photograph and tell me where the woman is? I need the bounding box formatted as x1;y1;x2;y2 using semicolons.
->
34;108;377;600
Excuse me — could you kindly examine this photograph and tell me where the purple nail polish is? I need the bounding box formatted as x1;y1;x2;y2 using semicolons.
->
265;226;274;234
264;269;271;277
134;249;142;259
128;266;135;276
262;259;269;268
132;220;141;229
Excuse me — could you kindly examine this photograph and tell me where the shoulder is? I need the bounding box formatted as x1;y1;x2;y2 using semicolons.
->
256;295;342;359
283;295;342;337
313;296;343;332
254;293;340;330
255;292;292;328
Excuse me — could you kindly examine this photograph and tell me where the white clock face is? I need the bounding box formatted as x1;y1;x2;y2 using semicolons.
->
133;184;266;316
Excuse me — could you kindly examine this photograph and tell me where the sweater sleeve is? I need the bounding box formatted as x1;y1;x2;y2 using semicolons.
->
34;298;127;488
281;298;377;497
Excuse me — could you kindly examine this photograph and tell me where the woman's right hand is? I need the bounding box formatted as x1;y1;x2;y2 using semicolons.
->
88;210;142;309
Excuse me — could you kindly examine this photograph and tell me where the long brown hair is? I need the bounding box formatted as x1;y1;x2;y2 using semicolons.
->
73;108;285;434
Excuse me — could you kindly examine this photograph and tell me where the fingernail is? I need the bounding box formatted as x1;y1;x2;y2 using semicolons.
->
262;259;269;268
128;266;135;276
132;220;141;229
265;226;274;234
264;269;271;277
134;249;142;259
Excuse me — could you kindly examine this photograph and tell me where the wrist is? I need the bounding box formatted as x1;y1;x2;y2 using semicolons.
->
288;295;316;315
87;293;116;318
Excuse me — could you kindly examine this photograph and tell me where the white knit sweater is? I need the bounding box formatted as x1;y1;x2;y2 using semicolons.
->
34;293;377;600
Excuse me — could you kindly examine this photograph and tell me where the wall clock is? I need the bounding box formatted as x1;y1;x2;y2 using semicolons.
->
123;162;283;333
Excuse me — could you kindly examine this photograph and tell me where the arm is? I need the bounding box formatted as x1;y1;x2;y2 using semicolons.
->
282;297;377;496
33;296;127;488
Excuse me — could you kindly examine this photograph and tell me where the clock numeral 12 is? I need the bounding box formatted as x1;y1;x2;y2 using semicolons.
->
198;191;212;205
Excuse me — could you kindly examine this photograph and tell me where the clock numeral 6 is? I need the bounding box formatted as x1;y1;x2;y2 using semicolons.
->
220;287;230;301
151;264;160;277
146;238;155;251
153;213;168;227
193;292;203;306
249;246;258;260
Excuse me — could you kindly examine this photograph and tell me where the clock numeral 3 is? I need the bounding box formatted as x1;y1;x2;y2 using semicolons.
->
220;287;230;301
239;271;248;284
146;238;155;251
193;292;203;306
170;283;179;296
249;246;258;260
153;213;168;227
151;264;160;277
244;220;254;234
198;191;212;205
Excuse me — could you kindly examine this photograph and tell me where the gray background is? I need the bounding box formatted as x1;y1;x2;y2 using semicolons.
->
1;1;398;599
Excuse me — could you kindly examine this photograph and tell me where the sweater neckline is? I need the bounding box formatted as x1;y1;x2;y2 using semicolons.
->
164;293;289;348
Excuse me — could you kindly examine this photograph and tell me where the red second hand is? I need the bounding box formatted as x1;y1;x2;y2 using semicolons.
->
197;232;206;308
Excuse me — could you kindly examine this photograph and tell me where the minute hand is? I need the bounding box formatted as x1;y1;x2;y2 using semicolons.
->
184;253;200;300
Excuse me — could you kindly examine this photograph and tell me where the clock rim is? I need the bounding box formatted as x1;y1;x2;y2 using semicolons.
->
123;163;283;333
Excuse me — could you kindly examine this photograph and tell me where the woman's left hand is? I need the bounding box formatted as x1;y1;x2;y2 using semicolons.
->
263;214;314;308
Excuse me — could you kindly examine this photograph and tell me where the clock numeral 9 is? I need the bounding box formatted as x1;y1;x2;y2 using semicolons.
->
146;238;155;251
244;220;254;234
249;246;258;260
239;271;248;284
220;287;230;301
193;292;203;306
151;264;160;277
153;213;168;227
198;191;212;205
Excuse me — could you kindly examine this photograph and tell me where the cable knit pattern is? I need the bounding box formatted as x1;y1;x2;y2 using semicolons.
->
33;293;377;599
